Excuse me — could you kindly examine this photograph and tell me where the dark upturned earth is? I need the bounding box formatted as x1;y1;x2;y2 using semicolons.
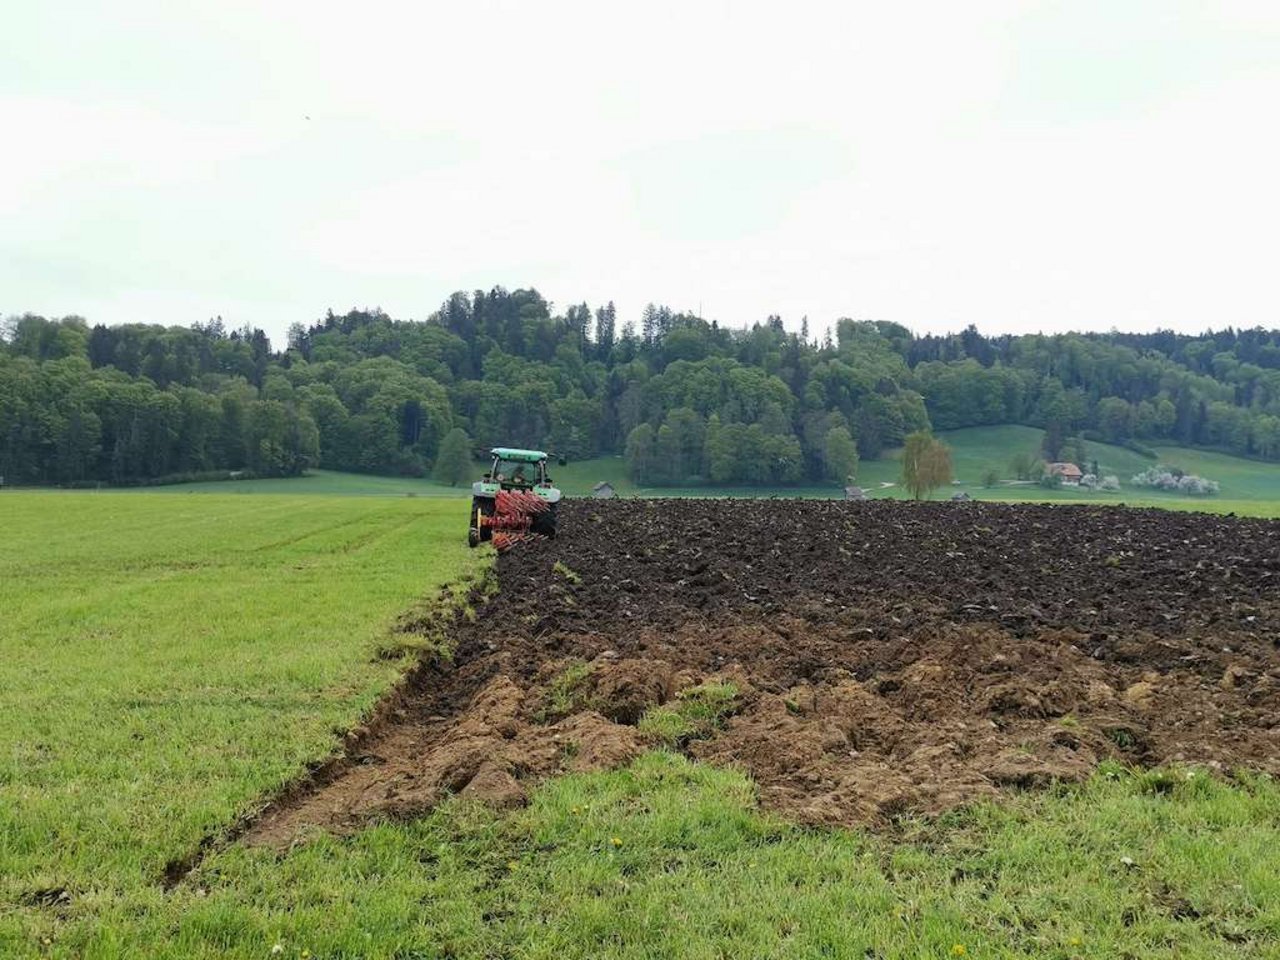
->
248;499;1280;847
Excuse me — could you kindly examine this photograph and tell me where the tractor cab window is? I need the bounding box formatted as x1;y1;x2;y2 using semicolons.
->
491;458;539;486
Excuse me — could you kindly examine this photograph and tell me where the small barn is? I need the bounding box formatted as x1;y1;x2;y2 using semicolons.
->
1047;462;1084;485
592;481;615;499
844;485;867;501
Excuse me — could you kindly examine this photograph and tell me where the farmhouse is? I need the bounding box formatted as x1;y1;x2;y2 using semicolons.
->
1047;462;1084;485
592;481;615;499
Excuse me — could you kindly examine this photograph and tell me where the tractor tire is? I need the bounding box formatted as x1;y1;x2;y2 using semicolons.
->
470;497;494;546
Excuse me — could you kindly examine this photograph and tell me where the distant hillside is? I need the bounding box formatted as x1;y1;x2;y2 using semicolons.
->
4;295;1280;487
561;425;1280;503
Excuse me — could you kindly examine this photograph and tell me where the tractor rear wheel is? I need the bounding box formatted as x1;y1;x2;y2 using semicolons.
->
531;501;558;538
469;497;494;547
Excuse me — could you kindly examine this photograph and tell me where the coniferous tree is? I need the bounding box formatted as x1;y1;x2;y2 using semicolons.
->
594;302;616;360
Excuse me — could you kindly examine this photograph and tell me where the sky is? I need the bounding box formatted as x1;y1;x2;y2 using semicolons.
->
4;0;1280;348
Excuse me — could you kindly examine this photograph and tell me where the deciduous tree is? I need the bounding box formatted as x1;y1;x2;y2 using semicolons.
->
822;425;859;482
433;427;474;486
901;431;953;500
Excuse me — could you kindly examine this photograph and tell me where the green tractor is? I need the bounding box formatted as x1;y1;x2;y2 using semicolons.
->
468;447;562;549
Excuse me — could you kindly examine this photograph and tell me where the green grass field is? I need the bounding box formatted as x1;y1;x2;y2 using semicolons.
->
3;490;1279;957
0;493;482;956
114;469;468;497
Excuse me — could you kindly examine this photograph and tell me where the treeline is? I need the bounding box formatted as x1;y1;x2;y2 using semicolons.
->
4;293;1280;488
0;319;317;485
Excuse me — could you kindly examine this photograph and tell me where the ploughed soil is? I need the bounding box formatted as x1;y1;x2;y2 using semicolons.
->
247;500;1280;847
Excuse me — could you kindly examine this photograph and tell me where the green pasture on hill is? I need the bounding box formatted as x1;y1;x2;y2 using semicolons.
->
2;491;1279;957
559;425;1280;505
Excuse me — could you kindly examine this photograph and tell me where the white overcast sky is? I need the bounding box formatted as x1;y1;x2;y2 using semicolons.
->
4;1;1279;347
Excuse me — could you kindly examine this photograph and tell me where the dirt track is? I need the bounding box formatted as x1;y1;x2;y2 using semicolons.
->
248;500;1280;847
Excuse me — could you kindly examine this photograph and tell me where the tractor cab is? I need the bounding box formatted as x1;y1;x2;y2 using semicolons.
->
469;447;562;549
485;449;552;490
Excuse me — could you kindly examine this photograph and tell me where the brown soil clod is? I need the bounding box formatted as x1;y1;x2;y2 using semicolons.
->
242;500;1280;849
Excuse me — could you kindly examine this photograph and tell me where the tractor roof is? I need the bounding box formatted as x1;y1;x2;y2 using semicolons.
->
490;447;547;463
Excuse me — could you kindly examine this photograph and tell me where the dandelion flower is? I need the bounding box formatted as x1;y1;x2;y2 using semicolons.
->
951;945;967;957
270;945;284;956
610;836;623;847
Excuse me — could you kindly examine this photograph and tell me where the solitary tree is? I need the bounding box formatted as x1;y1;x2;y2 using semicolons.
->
433;427;473;486
901;431;953;500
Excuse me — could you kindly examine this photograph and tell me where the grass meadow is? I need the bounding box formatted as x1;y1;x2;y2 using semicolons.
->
0;493;481;955
2;489;1279;957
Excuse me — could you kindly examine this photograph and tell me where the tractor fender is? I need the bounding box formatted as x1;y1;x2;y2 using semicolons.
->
472;481;498;497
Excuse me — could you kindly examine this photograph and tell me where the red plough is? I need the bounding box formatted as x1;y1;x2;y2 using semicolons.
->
480;489;554;552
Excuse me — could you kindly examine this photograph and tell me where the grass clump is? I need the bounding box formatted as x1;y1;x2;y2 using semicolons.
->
552;560;582;584
535;661;595;723
639;682;739;747
379;562;496;660
1107;726;1139;750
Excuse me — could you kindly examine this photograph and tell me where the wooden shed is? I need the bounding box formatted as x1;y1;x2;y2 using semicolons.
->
1047;462;1084;485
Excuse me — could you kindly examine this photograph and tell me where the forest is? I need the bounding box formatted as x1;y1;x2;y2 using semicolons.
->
3;287;1280;487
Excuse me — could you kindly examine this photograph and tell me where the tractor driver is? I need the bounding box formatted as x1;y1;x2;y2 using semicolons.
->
511;464;528;486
